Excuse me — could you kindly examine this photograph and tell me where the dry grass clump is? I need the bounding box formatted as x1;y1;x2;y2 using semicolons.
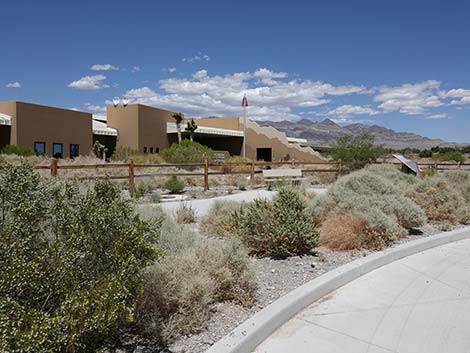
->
407;177;470;225
199;200;245;238
320;213;386;250
135;221;255;344
174;203;197;224
311;167;426;249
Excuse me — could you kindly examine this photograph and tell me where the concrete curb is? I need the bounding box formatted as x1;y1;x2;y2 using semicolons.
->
206;226;470;353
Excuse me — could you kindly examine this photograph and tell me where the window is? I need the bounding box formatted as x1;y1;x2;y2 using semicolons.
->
149;147;154;153
34;142;46;156
70;144;80;158
143;147;147;153
155;147;159;153
52;143;63;158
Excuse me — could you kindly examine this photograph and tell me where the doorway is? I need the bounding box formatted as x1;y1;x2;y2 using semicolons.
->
256;148;272;162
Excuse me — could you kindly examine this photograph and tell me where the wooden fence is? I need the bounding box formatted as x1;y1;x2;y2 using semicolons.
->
34;159;470;194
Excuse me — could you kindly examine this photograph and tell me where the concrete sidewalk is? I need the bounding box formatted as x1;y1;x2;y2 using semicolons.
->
160;186;327;217
254;238;470;353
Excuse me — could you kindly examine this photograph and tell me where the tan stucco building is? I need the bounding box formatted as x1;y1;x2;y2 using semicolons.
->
0;101;322;162
107;104;322;162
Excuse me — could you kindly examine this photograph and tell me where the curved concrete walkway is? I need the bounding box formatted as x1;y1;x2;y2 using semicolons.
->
160;186;327;217
253;238;470;353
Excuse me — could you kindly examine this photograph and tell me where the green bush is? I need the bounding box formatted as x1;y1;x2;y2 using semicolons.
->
0;161;160;353
438;150;465;163
135;221;254;344
233;187;319;258
330;134;385;169
161;140;215;164
164;176;184;193
1;144;35;156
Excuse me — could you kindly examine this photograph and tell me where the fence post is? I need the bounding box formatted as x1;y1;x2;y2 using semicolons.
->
204;159;209;191
129;159;135;195
250;161;255;186
51;158;58;177
338;160;342;178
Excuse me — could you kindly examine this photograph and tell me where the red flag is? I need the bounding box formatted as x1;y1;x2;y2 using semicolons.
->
242;95;248;107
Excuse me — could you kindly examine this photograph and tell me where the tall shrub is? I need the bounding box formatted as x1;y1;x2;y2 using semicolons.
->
161;140;215;164
0;162;159;353
233;187;319;258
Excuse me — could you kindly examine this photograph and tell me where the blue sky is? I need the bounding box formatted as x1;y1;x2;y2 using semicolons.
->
1;0;470;142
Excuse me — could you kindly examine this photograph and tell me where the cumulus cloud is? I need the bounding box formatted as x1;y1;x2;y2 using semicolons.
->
90;64;119;71
132;66;141;72
444;88;470;105
6;81;21;88
84;103;106;113
68;75;109;90
182;52;210;62
327;104;380;118
124;68;367;121
374;80;444;115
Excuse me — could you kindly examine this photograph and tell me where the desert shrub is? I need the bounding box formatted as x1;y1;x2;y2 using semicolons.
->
148;192;161;203
438;150;465;163
175;203;196;224
419;149;433;158
0;161;159;353
237;178;248;190
407;177;470;225
310;168;426;248
330;134;385;169
112;147;165;164
134;180;153;198
320;213;386;250
1;144;35;156
443;170;470;202
161;140;215;164
164;176;184;193
222;156;252;173
200;200;245;238
135;221;254;343
232;187;319;258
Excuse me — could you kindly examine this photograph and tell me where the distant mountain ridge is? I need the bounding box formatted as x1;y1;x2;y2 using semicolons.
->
256;119;466;149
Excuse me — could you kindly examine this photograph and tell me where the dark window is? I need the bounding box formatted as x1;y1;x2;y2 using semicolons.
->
143;147;147;153
149;147;154;153
155;147;159;153
34;142;46;156
52;143;63;158
70;144;80;158
256;148;272;162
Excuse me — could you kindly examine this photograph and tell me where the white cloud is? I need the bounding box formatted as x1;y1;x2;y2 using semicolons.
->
445;88;470;105
182;52;211;63
253;68;288;85
374;80;444;115
84;103;106;113
124;68;367;121
327;104;379;118
6;81;21;88
132;66;141;72
68;75;109;90
90;64;119;71
167;67;176;73
426;113;448;119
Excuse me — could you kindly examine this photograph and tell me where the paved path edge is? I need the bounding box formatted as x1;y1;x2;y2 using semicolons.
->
206;226;470;353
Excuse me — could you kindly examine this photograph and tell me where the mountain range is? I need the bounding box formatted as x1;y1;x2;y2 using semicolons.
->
256;119;465;150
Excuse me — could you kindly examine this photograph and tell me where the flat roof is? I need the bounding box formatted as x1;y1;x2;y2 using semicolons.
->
166;122;243;137
93;119;117;136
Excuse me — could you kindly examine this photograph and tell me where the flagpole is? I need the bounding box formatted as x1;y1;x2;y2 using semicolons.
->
243;105;246;158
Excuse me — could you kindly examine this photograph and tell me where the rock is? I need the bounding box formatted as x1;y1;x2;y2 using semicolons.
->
310;262;317;268
133;346;144;353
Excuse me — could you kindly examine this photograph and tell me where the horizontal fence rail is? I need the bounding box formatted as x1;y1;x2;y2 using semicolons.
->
33;159;470;194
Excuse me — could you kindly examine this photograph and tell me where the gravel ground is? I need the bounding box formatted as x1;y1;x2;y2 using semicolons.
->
104;223;463;353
